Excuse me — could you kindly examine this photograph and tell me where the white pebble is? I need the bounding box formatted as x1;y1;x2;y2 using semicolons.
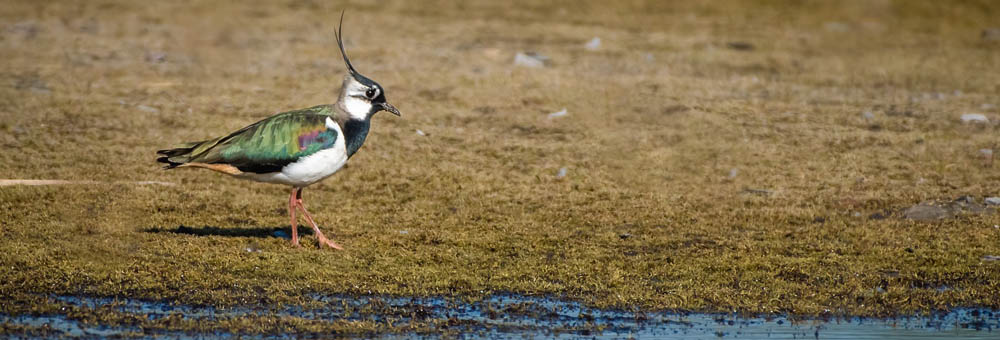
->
514;52;548;68
137;105;159;113
556;167;568;179
415;129;426;136
548;108;568;119
584;37;601;50
961;113;989;123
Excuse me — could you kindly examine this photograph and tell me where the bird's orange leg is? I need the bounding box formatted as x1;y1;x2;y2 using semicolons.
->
295;189;343;250
288;188;300;247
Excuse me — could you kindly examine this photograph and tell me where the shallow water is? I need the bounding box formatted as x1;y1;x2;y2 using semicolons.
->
2;293;996;339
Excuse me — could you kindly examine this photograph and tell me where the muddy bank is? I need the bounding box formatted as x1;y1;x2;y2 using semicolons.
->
3;293;997;338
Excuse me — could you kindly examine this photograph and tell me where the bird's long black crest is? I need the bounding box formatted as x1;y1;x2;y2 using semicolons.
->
335;11;359;76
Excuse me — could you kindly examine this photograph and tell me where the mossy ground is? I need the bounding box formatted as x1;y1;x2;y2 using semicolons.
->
2;0;1000;336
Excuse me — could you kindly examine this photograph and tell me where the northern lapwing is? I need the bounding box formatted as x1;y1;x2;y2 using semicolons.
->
156;13;399;250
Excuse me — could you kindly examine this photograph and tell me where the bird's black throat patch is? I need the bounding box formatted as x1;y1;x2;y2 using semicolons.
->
342;119;371;158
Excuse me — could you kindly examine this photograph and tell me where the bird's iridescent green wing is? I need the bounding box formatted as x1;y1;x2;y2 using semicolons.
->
187;105;340;173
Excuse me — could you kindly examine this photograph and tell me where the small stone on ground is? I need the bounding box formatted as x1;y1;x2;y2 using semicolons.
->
904;203;951;221
960;113;988;123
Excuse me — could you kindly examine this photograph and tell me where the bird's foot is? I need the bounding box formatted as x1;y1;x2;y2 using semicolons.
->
317;236;344;250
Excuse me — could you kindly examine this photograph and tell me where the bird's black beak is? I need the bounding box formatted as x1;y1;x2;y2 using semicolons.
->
380;102;400;116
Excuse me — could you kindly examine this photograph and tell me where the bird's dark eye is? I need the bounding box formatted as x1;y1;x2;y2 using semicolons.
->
365;88;377;99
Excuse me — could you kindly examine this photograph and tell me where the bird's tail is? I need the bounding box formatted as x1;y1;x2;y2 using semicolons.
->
156;141;205;169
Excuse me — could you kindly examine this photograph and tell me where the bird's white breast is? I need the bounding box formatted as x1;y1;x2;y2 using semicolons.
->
239;117;348;187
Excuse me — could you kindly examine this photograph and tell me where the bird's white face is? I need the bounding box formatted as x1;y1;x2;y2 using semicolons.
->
339;75;381;121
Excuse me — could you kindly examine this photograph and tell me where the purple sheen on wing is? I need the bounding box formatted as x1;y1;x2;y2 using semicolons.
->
297;130;321;151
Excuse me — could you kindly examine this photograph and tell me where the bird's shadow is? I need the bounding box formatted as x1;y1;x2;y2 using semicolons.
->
143;225;312;239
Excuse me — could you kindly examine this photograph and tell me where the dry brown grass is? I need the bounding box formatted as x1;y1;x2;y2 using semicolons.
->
2;0;1000;334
